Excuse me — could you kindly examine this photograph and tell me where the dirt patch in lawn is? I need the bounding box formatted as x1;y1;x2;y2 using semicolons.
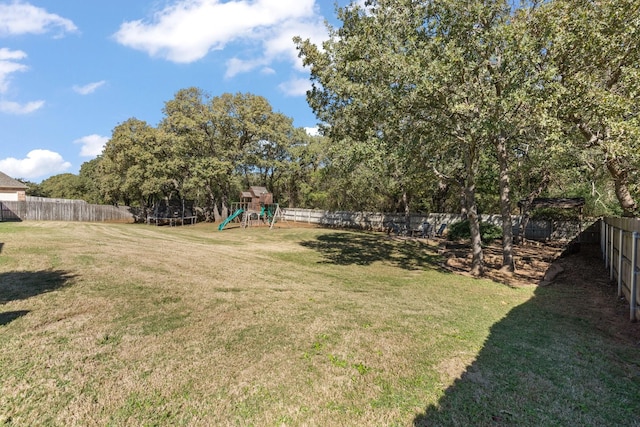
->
438;238;640;346
439;239;565;287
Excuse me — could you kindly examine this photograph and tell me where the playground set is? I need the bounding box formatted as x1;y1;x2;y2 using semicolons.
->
218;186;282;231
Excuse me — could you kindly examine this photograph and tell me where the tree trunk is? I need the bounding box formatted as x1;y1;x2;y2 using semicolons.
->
430;165;455;214
459;178;468;219
287;177;297;208
465;146;483;277
495;136;514;272
606;157;638;217
212;205;221;222
205;183;221;222
220;194;229;220
140;197;149;223
466;185;484;277
402;190;410;225
432;178;449;213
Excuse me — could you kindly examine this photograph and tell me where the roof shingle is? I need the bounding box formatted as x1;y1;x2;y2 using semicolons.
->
0;171;28;189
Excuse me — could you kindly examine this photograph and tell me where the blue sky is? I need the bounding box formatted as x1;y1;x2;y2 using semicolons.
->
0;0;360;182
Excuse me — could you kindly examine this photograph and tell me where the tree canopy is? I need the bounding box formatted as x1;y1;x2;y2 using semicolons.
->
36;0;640;275
91;90;327;219
295;0;640;274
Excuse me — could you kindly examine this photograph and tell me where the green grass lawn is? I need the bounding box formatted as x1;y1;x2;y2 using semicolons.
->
0;221;638;426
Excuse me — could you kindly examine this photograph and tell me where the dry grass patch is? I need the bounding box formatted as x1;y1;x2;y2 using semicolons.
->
0;221;638;426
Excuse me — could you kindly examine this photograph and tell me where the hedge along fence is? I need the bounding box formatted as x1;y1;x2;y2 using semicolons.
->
280;208;599;242
0;197;134;223
601;217;640;321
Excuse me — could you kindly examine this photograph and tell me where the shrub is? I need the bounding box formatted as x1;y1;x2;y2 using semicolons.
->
530;207;579;221
447;220;503;242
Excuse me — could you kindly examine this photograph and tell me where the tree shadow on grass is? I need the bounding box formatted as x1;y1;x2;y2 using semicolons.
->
0;310;30;326
299;231;443;270
413;244;640;426
0;270;76;304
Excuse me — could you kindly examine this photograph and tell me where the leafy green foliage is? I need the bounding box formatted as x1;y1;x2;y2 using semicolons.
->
447;220;503;242
529;208;579;221
30;0;639;227
40;173;85;200
535;0;640;215
77;158;104;204
98;118;167;208
90;90;320;219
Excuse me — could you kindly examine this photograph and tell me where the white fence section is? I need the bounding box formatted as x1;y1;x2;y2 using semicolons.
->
601;217;640;321
281;208;598;242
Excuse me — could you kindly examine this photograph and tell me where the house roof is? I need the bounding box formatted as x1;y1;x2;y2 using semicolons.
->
0;171;28;189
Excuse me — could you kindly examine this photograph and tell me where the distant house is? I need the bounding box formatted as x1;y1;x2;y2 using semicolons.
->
0;171;28;201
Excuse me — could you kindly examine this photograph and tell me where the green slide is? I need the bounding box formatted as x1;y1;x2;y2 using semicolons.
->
218;208;244;231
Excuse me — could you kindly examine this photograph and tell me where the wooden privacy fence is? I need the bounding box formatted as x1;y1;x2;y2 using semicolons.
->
601;217;640;321
0;198;134;223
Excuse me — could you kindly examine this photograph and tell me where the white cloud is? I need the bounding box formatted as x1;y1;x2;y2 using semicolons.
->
72;80;106;95
304;126;319;136
0;49;44;115
278;77;310;96
0;149;71;179
0;47;28;93
113;0;326;79
225;18;325;77
0;2;77;37
74;134;108;157
225;57;267;79
262;18;326;71
0;99;44;114
0;47;27;61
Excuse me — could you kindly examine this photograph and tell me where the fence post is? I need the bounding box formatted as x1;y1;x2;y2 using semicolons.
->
601;219;605;260
618;228;624;298
609;223;614;280
604;222;610;267
631;232;638;322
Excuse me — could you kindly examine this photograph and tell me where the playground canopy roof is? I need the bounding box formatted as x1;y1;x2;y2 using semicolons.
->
517;197;585;210
517;198;586;222
250;186;269;196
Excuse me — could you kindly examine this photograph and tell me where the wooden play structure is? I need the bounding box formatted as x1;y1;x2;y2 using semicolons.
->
218;186;282;230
